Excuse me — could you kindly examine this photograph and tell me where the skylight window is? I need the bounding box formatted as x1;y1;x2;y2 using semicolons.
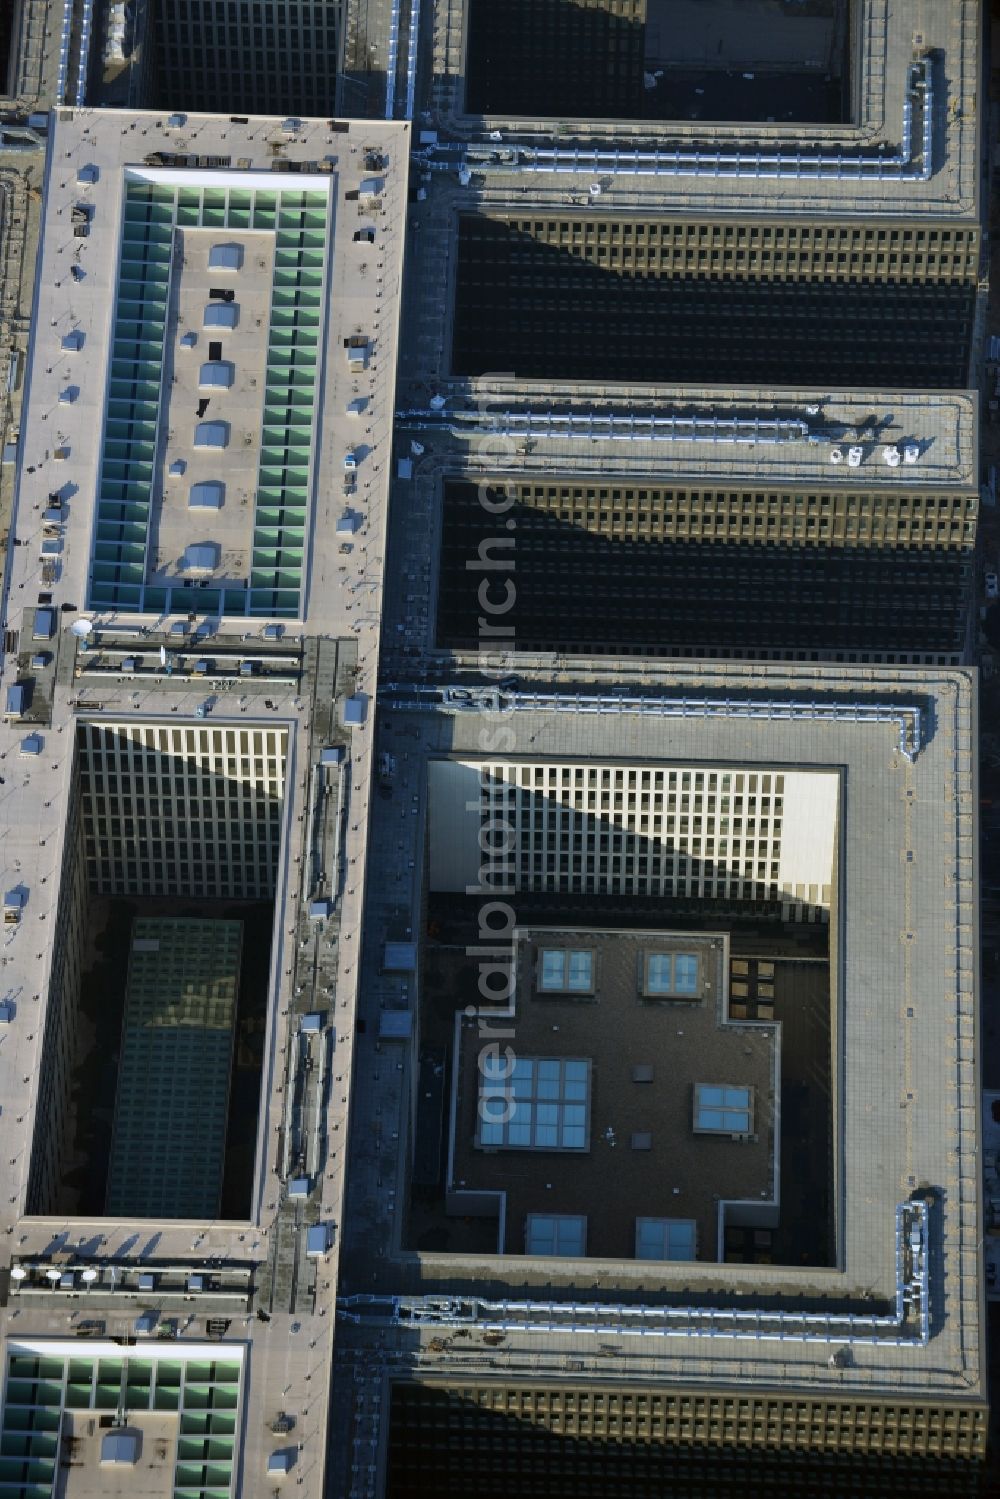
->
538;948;593;993
208;243;243;271
635;1218;697;1261
526;1214;587;1257
204;303;239;329
644;951;700;997
199;361;234;389
193;421;229;449
189;481;225;510
183;542;220;573
693;1084;753;1135
477;1056;590;1151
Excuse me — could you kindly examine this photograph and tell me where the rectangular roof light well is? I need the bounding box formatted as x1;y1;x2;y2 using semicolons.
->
194;420;229;448
644;950;700;997
199;360;235;388
189;481;225;510
635;1218;697;1262
208;242;244;270
694;1084;753;1135
538;948;594;993
205;303;239;328
184;541;220;572
525;1214;587;1257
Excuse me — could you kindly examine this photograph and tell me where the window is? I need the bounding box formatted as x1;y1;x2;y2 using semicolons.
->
694;1084;753;1135
635;1218;696;1261
525;1214;587;1257
643;951;700;997
477;1056;590;1150
538;948;593;993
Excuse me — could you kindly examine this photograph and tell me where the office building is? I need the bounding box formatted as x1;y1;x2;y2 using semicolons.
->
330;662;984;1492
322;2;989;1492
0;105;410;1499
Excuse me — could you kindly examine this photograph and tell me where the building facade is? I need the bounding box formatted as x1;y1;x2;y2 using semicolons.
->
438;478;977;663
151;0;342;115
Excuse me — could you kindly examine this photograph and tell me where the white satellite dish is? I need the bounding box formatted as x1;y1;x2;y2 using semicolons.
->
70;618;94;639
9;1265;26;1280
45;1268;62;1282
81;1267;99;1283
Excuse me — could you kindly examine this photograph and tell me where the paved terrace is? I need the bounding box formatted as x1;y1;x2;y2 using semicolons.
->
0;109;411;1499
419;0;979;221
395;383;978;491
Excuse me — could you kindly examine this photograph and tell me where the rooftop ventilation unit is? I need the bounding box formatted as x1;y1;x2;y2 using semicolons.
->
828;447;843;465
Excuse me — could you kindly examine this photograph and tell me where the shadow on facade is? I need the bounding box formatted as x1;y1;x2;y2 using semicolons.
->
385;1383;988;1499
452;222;975;388
437;486;972;660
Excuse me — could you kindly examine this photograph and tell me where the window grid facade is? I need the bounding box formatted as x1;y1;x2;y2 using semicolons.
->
454;216;978;386
387;1381;989;1466
77;721;286;899
465;0;646;118
455;481;978;550
479;761;792;909
438;481;975;662
460;215;980;281
153;0;340;117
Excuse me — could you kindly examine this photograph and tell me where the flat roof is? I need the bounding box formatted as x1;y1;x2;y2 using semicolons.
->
422;0;980;220
447;927;779;1262
0;107;410;1499
398;383;978;492
0;1340;244;1498
17;107;409;627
